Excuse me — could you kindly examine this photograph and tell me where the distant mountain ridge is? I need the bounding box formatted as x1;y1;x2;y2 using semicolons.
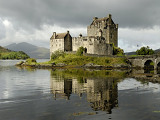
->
4;42;50;59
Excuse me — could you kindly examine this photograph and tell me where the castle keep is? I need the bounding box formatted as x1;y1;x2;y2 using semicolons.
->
50;14;118;57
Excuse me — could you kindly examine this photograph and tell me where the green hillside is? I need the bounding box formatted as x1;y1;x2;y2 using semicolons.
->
5;42;50;59
0;46;30;60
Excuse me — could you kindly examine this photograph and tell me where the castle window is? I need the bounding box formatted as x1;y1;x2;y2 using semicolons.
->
59;44;61;47
110;33;112;38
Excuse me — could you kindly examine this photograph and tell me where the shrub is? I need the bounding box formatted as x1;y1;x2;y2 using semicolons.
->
76;47;85;56
51;50;66;60
136;46;154;55
26;58;37;63
113;44;124;55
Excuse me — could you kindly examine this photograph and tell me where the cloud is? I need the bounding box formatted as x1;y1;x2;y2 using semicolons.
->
0;19;6;40
119;27;160;52
0;0;160;51
0;0;160;30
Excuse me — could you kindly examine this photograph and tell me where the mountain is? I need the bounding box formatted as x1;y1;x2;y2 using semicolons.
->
0;46;11;52
155;49;160;54
4;42;50;59
125;51;136;55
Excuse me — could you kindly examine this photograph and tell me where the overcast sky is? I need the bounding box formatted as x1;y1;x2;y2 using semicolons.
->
0;0;160;52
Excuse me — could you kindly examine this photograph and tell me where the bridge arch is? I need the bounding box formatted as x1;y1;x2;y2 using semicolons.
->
128;55;160;69
157;62;160;67
144;59;154;69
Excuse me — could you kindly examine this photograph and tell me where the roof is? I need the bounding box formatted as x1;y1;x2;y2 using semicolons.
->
95;17;109;22
50;32;68;39
91;17;109;25
90;17;115;25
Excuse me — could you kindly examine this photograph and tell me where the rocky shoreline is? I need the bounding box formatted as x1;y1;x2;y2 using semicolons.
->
16;61;132;70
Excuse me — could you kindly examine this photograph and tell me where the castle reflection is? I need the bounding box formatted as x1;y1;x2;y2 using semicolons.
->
50;69;123;114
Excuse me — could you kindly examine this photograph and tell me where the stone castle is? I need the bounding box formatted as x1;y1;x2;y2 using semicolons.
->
50;14;118;57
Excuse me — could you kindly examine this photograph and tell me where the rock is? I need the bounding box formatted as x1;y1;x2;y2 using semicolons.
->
84;63;94;67
51;62;56;66
56;63;67;66
16;61;24;66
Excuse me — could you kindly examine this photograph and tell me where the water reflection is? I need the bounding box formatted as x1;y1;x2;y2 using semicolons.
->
50;69;125;114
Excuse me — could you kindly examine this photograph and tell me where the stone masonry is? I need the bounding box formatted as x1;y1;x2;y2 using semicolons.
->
50;14;118;58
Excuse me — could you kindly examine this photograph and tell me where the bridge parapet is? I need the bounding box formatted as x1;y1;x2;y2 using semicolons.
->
127;55;160;69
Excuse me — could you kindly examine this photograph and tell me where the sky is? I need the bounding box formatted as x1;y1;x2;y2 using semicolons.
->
0;0;160;52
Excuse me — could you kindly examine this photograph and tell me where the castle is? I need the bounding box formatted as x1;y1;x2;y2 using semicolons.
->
50;14;118;57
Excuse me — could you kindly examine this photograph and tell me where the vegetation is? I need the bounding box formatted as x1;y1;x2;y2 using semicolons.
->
44;50;127;66
51;50;66;60
76;46;85;56
0;46;30;60
113;44;124;56
136;46;154;55
25;58;37;64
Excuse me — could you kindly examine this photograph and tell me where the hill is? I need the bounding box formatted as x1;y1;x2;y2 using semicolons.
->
5;42;50;59
0;46;30;59
0;46;11;52
155;49;160;54
125;51;136;55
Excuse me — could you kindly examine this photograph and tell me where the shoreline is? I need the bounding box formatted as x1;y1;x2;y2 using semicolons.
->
16;63;135;70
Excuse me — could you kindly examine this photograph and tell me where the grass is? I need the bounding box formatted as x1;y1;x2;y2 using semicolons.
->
126;55;145;57
42;54;128;66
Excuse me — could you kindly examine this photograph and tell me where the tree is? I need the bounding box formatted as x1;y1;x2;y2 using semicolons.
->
76;47;85;56
136;46;154;55
51;50;65;60
113;45;124;55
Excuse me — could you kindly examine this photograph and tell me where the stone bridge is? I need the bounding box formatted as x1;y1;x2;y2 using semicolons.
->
127;55;160;69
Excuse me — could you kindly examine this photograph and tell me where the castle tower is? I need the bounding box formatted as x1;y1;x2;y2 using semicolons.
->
87;14;118;47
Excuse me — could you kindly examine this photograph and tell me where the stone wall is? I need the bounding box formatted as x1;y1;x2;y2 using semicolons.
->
72;36;113;55
72;36;95;54
93;40;113;55
50;38;64;56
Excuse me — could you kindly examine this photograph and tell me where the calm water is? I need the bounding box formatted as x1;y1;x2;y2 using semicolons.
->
1;60;160;120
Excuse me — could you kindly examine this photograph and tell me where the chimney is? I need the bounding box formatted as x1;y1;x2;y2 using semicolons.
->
116;24;118;29
108;14;112;19
79;33;82;37
93;17;98;21
108;14;112;24
53;32;56;39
